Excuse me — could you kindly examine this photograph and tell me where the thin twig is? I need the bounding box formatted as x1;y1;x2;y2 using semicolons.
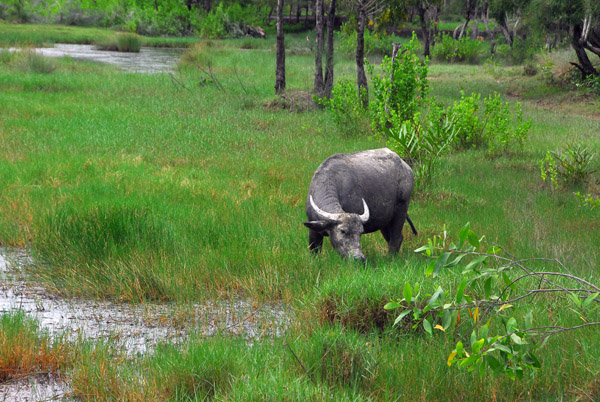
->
284;342;317;386
168;72;188;91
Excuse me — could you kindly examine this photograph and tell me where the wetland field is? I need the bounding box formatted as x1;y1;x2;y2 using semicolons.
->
1;22;600;401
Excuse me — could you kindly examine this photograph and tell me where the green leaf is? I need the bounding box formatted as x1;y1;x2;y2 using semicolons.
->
455;341;464;356
384;301;400;310
414;244;431;254
428;286;444;306
456;277;468;304
478;324;489;341
568;293;582;308
583;292;599;309
423;318;433;336
467;230;480;248
484;277;492;299
506;317;518;333
464;255;487;272
510;333;527;345
403;282;413;305
445;252;467;268
393;309;412;326
485;355;503;374
472;338;485;354
442;310;452;330
524;352;541;369
494;344;512;355
433;252;451;276
458;222;470;246
425;260;435;277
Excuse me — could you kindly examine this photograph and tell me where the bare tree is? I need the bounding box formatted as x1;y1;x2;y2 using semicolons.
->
412;0;441;57
275;0;286;94
323;0;337;98
350;0;386;108
313;0;325;94
454;0;478;39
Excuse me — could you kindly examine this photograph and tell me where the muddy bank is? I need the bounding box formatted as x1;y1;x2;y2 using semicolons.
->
0;249;290;352
0;248;291;401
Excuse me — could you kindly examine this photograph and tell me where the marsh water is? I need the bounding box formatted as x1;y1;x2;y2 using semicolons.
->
30;43;184;73
0;249;290;401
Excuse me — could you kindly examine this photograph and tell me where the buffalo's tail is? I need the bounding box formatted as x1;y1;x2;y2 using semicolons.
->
407;215;417;235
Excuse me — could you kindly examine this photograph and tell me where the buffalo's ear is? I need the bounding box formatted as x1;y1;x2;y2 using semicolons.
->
303;221;334;233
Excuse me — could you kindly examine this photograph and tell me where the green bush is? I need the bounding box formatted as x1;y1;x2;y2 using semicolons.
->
432;33;481;64
314;78;370;137
338;21;400;58
449;91;531;156
369;33;456;188
540;143;596;189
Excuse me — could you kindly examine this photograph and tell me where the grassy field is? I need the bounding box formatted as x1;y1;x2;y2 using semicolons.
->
1;23;600;400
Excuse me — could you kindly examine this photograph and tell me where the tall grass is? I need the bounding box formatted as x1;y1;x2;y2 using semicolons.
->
96;33;142;52
0;26;599;400
0;312;70;381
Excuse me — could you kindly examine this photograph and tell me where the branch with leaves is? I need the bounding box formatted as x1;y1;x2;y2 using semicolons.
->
385;223;600;379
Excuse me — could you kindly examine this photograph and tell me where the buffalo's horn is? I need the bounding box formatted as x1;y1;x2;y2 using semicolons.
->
359;199;370;223
309;195;343;222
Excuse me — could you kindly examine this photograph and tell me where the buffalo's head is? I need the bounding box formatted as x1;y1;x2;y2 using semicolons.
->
304;195;370;263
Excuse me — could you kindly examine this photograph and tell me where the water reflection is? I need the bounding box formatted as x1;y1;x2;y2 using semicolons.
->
31;43;184;73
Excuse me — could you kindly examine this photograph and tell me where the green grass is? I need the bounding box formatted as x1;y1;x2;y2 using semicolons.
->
0;21;197;48
0;24;600;401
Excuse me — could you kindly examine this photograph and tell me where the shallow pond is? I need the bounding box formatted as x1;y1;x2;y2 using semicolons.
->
0;249;290;401
28;43;184;73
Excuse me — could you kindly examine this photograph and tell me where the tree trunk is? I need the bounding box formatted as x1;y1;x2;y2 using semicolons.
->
323;0;337;98
313;0;325;94
571;23;599;79
417;4;431;57
457;0;475;39
498;18;513;47
356;2;368;108
275;0;286;94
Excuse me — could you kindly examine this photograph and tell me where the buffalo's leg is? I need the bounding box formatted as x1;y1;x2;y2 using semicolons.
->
386;203;409;254
309;230;324;253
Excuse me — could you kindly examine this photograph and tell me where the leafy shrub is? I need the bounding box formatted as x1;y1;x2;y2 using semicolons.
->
391;223;600;379
540;143;596;189
483;93;531;156
449;91;531;156
576;192;600;210
585;74;600;97
432;33;481;64
338;21;400;58
198;2;267;39
198;2;228;39
314;78;370;137
385;104;458;188
368;32;429;127
369;33;456;188
523;61;539;76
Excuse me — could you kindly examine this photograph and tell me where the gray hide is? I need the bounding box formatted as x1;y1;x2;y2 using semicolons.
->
304;148;415;263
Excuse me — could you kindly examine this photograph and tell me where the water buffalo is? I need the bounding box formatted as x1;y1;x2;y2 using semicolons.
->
304;148;416;263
